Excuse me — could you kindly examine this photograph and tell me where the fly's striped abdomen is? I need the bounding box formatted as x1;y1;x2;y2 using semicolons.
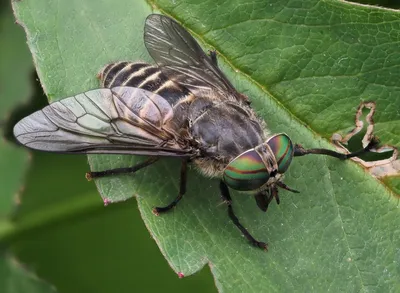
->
98;62;191;107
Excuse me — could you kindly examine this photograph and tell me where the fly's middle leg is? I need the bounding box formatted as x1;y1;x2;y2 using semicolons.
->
86;157;159;180
152;159;188;215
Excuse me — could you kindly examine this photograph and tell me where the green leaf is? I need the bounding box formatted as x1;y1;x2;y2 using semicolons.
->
0;140;28;217
0;2;57;292
12;0;400;292
0;2;33;121
0;2;33;216
0;254;56;293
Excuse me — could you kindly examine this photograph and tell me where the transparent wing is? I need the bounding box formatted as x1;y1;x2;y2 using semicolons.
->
144;14;247;102
13;87;192;157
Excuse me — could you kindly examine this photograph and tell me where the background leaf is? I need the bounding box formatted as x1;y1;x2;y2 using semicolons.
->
0;1;56;292
0;0;32;121
0;254;56;293
0;0;32;216
9;0;400;292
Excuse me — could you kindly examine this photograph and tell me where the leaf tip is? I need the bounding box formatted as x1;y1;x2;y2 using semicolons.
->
103;198;111;206
177;272;184;278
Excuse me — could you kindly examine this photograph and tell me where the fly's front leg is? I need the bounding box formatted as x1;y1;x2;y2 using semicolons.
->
86;157;159;180
220;181;268;250
152;159;188;215
294;136;379;160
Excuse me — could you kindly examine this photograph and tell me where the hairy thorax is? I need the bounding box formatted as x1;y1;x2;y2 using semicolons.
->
187;92;268;178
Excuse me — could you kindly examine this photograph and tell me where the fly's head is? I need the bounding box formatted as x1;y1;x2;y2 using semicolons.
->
222;133;294;192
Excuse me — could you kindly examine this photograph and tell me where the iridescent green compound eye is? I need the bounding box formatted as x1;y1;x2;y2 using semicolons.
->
266;133;294;173
223;149;270;191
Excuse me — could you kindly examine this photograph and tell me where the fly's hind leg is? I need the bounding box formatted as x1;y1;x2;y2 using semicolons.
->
86;157;159;180
152;159;188;215
220;181;268;251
